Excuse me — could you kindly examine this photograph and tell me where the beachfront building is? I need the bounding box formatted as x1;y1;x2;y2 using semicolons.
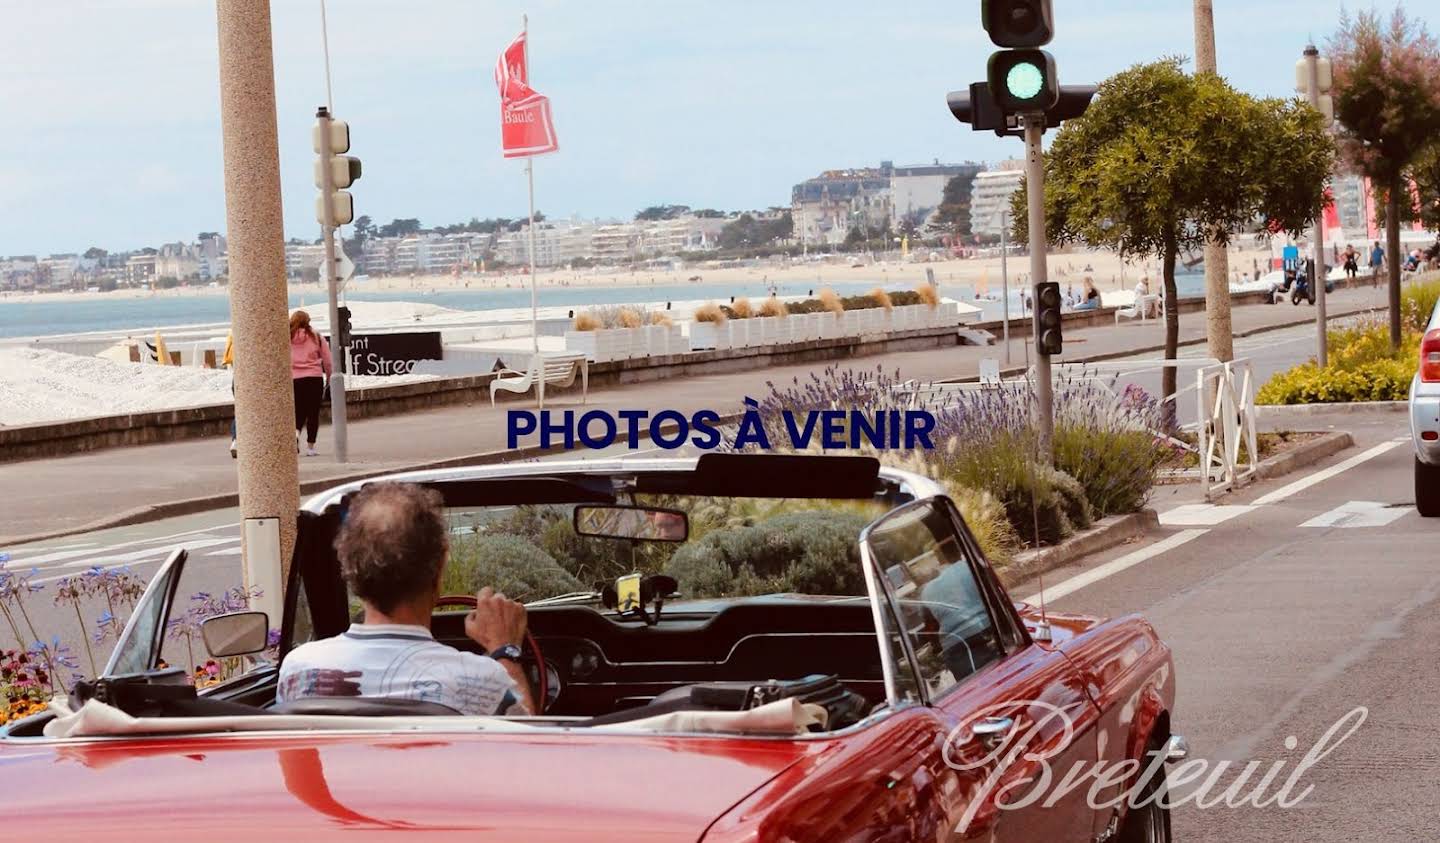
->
125;253;156;287
155;242;202;283
969;162;1025;240
637;216;727;257
494;219;598;268
197;234;227;281
791;163;894;249
889;161;984;231
0;257;39;291
284;243;326;280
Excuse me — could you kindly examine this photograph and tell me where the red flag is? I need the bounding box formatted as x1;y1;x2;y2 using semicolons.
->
495;32;558;158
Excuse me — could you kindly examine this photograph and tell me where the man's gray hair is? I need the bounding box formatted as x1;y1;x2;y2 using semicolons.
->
335;482;448;614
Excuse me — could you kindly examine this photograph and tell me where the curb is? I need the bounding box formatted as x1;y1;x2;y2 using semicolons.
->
1258;401;1408;415
1253;430;1355;481
946;301;1384;383
996;509;1160;589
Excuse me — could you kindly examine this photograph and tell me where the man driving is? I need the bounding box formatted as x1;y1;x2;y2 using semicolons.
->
277;482;535;716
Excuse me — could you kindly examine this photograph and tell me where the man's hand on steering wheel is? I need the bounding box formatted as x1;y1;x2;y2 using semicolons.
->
463;587;537;715
465;586;528;652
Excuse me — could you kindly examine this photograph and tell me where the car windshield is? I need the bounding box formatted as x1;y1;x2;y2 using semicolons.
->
431;495;892;606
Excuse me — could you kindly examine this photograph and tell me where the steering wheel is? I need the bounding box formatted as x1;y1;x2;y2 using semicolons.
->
436;594;547;712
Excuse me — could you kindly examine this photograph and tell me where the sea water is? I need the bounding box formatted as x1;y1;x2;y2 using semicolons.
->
0;269;1213;340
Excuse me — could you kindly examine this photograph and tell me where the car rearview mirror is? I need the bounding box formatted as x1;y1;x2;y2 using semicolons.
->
201;611;270;658
573;505;689;542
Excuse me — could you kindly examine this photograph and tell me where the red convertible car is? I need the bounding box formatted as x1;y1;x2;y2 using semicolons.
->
1;454;1183;842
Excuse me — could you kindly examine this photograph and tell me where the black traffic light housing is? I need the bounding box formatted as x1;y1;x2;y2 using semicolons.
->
1034;282;1063;355
988;49;1058;113
947;83;1015;136
982;0;1054;47
337;305;353;348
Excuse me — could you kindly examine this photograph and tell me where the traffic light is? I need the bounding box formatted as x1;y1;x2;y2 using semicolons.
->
982;0;1053;47
988;49;1058;113
1034;282;1062;355
336;305;353;348
313;107;361;227
946;83;1015;136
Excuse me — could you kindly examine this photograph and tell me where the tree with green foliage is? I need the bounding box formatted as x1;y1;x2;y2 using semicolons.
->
1411;142;1440;234
378;217;423;238
82;246;107;259
927;172;978;241
1012;58;1334;399
1328;8;1440;349
718;212;792;252
635;204;690;221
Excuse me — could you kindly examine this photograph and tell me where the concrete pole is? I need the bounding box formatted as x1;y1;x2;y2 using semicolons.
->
1025;117;1053;462
1304;45;1328;367
1194;0;1234;363
216;0;299;610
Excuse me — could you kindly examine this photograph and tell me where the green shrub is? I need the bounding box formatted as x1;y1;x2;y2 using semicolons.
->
1257;358;1414;404
664;511;870;598
1403;275;1440;332
929;430;1084;546
1053;425;1166;516
946;483;1022;568
442;533;584;601
1258;318;1419;405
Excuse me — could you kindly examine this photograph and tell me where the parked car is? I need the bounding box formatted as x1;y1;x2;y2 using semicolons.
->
1412;297;1440;516
0;454;1184;842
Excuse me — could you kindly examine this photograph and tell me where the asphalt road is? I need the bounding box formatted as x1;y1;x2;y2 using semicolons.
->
1009;413;1438;841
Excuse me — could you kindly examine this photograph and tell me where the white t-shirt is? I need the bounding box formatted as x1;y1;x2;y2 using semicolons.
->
277;623;521;716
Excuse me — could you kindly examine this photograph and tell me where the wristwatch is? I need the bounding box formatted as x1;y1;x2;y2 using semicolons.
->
487;643;524;663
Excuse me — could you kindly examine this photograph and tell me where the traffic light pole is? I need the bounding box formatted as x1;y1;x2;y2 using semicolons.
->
317;107;349;463
1024;115;1053;462
1000;207;1011;366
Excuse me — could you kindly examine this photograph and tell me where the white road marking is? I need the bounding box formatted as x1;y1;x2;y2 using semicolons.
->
2;525;230;569
18;537;239;584
1021;529;1209;605
1300;500;1409;529
1159;504;1257;526
205;547;245;557
1250;440;1402;506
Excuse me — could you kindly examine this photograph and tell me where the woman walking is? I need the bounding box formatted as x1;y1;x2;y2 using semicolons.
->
289;310;331;457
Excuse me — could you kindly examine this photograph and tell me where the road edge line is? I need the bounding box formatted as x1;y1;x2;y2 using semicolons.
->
1020;528;1209;605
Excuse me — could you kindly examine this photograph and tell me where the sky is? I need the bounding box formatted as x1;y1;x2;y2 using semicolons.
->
0;0;1374;256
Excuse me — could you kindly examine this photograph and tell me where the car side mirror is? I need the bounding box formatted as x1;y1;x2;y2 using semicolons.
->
201;611;270;658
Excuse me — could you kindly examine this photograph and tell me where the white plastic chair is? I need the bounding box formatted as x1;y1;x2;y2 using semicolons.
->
489;352;588;409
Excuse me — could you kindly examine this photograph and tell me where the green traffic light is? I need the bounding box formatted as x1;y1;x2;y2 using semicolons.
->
1006;61;1044;100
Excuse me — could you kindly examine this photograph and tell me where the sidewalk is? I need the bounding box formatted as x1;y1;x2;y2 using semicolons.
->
0;283;1394;543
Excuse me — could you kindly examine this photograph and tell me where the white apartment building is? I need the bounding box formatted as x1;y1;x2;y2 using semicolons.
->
889;162;983;230
496;220;598;267
638;217;726;256
969;162;1025;240
284;243;326;279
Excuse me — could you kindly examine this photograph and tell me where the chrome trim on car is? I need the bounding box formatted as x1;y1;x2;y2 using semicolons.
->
1164;734;1190;763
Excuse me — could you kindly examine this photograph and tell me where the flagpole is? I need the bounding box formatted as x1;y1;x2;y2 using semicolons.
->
524;14;539;354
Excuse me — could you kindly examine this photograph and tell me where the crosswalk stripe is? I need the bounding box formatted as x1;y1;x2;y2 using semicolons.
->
1159;504;1257;526
1299;500;1409;529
